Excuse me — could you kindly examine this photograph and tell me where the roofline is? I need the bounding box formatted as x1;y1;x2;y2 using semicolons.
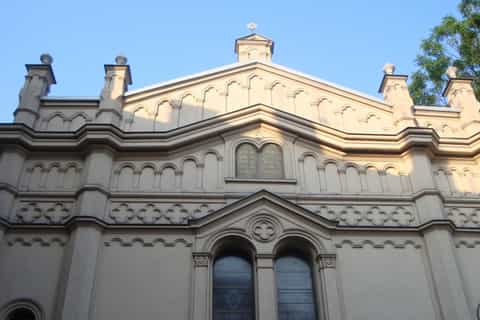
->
124;61;390;106
41;96;100;101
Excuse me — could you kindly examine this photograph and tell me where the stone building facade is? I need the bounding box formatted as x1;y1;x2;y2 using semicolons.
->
0;33;479;320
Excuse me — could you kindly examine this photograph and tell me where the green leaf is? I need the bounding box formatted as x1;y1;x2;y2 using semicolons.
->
409;0;480;104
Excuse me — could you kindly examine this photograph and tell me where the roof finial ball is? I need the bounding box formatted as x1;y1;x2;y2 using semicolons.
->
115;54;128;65
40;53;53;65
383;63;396;75
247;22;257;34
446;66;458;79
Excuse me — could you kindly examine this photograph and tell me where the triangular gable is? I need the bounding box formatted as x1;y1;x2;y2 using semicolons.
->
122;60;395;134
124;61;390;111
235;33;272;41
191;189;337;229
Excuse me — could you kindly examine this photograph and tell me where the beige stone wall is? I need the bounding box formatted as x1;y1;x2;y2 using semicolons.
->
2;46;480;320
0;231;67;320
91;231;193;320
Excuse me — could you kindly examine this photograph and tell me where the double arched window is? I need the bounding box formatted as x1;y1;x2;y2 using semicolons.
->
236;143;284;179
212;247;317;320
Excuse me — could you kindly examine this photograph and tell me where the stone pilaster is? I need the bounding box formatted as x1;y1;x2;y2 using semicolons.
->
423;226;474;320
55;145;114;319
317;253;342;320
403;148;473;319
55;222;102;320
76;145;115;218
256;254;278;320
378;64;416;128
96;55;132;126
14;54;56;127
403;148;442;222
0;146;27;219
192;253;210;320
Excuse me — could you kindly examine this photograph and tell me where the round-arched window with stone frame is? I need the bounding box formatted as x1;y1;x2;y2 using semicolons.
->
213;254;255;320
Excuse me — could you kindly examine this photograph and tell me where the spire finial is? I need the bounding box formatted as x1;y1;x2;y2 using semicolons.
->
247;22;257;33
40;53;53;65
383;63;395;75
446;66;458;79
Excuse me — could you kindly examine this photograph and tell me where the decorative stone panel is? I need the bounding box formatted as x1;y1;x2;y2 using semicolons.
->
301;204;418;227
104;236;192;247
21;160;83;191
246;214;282;243
336;239;422;249
6;234;69;247
13;201;74;223
446;207;480;227
107;202;223;224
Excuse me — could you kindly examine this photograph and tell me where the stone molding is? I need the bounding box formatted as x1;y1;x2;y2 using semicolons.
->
3;107;480;156
6;234;68;247
335;239;422;249
104;237;192;247
455;240;480;248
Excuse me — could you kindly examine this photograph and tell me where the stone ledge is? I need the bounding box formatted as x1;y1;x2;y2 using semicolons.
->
225;177;297;184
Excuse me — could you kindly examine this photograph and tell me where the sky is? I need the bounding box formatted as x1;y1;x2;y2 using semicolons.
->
0;0;460;123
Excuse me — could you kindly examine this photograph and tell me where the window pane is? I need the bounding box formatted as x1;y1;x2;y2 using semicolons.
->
213;255;254;320
275;256;316;320
259;144;284;179
236;144;257;178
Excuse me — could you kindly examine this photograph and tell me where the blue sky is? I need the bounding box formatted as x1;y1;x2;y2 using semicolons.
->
0;0;459;122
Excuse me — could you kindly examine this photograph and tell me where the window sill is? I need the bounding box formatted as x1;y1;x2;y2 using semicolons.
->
225;177;297;184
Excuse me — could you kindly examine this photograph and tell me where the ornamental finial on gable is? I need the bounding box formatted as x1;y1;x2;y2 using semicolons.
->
235;24;274;63
247;22;257;33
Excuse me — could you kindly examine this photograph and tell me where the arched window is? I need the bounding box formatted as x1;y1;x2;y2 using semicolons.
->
213;254;255;320
275;255;317;320
259;143;284;179
236;143;284;179
6;308;36;320
236;143;257;178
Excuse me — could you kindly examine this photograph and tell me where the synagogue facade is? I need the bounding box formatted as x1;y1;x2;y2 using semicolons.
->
0;33;479;320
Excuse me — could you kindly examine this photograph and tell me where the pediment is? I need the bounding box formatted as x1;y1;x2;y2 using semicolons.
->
122;61;395;134
191;190;336;253
236;33;272;41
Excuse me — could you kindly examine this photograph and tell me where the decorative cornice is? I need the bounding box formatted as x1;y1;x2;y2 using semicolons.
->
1;199;479;234
104;236;192;247
6;234;68;247
3;105;480;156
335;239;422;249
